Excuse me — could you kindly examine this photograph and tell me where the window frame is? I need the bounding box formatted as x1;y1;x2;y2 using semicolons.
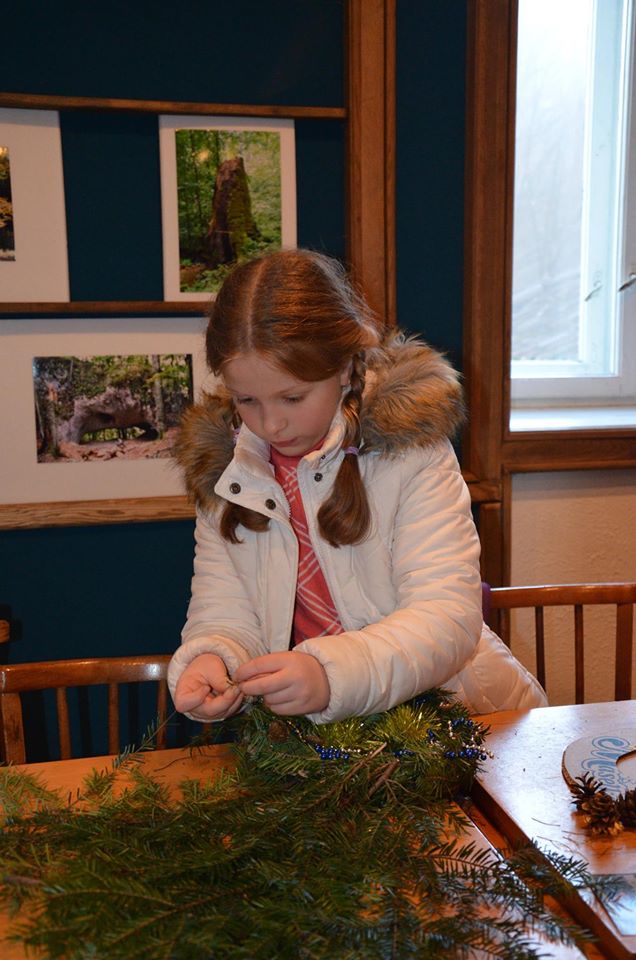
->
463;0;636;585
510;0;636;408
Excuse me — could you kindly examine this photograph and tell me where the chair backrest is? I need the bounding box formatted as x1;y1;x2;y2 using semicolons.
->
487;582;636;703
0;655;171;764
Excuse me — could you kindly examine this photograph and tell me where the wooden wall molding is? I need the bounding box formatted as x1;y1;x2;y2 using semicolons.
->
502;436;636;472
0;92;345;120
0;301;205;317
346;0;396;327
462;0;514;488
0;497;195;531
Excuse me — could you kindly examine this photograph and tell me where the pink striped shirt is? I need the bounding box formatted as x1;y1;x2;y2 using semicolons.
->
270;446;343;646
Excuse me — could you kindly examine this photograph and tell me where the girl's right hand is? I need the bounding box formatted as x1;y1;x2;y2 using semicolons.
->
173;653;243;720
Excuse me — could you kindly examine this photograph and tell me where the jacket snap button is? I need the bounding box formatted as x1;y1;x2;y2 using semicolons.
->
265;498;276;510
314;472;323;482
229;482;241;494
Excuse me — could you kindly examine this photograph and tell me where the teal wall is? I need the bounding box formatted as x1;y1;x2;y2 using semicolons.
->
0;1;467;758
396;1;467;370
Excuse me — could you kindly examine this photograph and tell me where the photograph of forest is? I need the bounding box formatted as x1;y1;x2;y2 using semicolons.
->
175;128;282;293
0;146;15;260
32;354;193;464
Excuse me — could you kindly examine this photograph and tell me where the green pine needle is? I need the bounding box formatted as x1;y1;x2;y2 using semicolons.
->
0;691;615;959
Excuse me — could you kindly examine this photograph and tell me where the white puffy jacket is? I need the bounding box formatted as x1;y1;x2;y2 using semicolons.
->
169;337;546;722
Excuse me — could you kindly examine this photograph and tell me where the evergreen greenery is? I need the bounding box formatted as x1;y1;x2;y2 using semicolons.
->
0;692;617;958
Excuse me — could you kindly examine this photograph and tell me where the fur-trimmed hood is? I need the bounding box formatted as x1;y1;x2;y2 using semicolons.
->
173;335;464;510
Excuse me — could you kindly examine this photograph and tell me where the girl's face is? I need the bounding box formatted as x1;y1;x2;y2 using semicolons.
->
223;351;350;457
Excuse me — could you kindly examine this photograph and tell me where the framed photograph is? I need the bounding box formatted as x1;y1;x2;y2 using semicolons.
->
0;316;212;527
0;108;69;302
159;115;297;301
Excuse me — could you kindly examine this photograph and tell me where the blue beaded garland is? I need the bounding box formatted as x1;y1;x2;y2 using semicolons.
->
293;697;489;767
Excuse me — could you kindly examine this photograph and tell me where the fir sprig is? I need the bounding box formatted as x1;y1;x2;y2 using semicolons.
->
0;691;616;958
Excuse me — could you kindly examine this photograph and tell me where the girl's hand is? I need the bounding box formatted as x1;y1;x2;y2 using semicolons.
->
173;653;243;720
234;652;330;715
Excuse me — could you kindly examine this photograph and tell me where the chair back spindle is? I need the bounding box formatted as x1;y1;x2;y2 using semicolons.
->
534;606;545;692
0;655;172;764
487;582;636;704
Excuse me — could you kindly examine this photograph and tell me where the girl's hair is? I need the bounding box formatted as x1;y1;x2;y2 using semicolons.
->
206;249;383;546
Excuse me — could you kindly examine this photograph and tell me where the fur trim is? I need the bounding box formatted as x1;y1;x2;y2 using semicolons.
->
361;335;464;455
172;387;235;513
174;336;464;506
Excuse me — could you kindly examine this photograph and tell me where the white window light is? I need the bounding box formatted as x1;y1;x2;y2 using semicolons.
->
510;0;636;426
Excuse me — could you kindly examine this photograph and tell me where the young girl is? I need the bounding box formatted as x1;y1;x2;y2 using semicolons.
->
169;249;546;724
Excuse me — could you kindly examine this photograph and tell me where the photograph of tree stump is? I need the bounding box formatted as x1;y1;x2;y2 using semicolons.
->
175;128;284;294
32;354;193;463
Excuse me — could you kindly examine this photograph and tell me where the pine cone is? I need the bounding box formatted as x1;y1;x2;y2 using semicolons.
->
267;720;290;744
616;787;636;828
580;791;623;836
569;772;606;810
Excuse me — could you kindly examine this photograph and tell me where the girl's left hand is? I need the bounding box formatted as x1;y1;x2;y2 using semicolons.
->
234;652;330;715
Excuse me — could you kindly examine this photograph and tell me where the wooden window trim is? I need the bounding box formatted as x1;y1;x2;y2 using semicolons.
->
464;0;636;582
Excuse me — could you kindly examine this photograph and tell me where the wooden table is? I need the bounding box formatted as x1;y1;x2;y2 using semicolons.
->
0;738;601;959
472;701;636;960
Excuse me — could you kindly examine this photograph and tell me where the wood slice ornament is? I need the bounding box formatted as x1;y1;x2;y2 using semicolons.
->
562;729;636;798
562;730;636;936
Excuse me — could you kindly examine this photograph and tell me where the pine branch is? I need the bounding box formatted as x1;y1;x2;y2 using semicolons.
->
0;692;614;959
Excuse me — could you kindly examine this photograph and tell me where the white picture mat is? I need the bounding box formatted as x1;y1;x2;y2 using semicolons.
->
0;109;69;302
159;115;297;301
0;316;212;505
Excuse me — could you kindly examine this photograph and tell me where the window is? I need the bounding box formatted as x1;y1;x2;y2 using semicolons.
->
511;0;636;428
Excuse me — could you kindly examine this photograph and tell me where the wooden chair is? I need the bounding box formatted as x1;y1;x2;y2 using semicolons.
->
486;582;636;703
0;654;171;764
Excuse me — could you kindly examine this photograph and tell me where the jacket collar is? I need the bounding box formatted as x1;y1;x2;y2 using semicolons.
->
173;335;464;511
233;407;347;474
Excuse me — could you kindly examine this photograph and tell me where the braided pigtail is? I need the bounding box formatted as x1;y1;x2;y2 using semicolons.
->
317;353;371;547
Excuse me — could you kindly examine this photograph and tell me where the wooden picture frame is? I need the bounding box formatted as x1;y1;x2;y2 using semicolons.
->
0;316;210;530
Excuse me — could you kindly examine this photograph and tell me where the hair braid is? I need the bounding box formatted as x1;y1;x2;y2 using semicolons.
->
317;353;371;547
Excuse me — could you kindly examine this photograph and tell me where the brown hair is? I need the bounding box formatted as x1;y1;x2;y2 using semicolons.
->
206;249;383;546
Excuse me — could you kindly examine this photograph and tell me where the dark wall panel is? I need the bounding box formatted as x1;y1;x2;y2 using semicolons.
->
395;1;467;371
1;520;195;664
1;1;345;107
295;119;346;260
61;112;164;301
